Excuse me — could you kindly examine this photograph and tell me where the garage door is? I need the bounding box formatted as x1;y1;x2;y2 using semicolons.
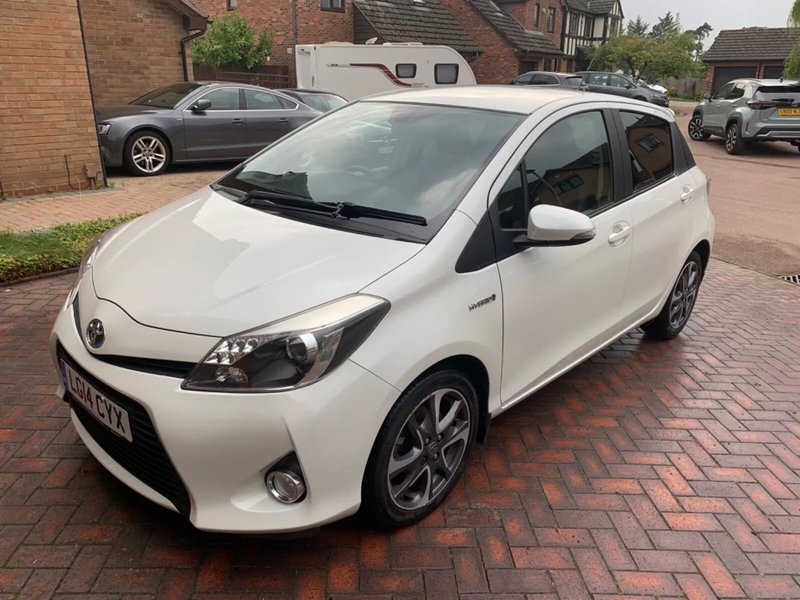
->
763;65;785;79
712;66;757;95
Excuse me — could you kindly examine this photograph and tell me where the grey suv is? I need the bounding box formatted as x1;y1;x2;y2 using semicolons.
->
689;79;800;155
573;71;670;107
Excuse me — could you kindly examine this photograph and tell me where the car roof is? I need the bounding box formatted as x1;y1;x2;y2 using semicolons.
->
728;78;800;85
362;85;672;118
520;71;574;77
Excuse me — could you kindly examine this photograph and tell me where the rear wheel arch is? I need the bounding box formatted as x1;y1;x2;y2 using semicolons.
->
692;240;711;275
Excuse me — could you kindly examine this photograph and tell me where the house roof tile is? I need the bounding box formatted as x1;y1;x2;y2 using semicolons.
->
468;0;563;55
353;0;482;54
704;27;800;63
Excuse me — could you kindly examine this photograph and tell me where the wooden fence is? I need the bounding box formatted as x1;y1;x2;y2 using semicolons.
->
657;77;706;99
192;64;292;88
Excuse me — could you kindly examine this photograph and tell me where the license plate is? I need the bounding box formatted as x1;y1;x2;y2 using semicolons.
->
777;108;800;116
60;360;132;442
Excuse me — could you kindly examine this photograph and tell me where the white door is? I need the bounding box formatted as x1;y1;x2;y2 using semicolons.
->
495;108;634;405
615;109;702;324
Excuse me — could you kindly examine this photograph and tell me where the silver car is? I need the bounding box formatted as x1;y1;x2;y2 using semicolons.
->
689;78;800;155
95;83;321;176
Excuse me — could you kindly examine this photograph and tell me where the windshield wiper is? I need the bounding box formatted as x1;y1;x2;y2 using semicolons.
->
241;190;427;226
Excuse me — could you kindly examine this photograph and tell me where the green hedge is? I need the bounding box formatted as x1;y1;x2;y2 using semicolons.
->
0;215;141;284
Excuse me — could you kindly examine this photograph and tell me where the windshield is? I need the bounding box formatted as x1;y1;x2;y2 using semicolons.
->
297;92;348;113
131;83;203;108
217;101;523;242
755;85;800;102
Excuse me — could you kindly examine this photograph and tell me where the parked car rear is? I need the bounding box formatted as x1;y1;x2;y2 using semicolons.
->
688;78;800;154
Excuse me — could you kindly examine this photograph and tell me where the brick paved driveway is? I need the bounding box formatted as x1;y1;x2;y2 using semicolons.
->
1;260;799;600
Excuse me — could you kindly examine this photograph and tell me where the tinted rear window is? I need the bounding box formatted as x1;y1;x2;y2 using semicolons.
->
755;86;800;101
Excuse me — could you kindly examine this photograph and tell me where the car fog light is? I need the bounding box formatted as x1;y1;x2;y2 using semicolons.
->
266;470;305;503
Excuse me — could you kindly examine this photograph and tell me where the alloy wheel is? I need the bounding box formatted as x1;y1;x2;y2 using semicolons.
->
669;261;699;330
688;117;705;140
726;126;738;153
132;136;167;174
388;388;470;511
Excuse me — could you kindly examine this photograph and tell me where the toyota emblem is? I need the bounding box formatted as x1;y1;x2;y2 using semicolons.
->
86;319;106;349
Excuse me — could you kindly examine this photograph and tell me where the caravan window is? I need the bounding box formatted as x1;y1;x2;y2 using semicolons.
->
435;64;459;85
396;64;417;79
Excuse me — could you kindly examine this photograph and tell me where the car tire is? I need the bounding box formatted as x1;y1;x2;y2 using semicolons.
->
123;131;171;177
642;251;704;341
725;122;746;155
688;115;711;141
361;369;479;528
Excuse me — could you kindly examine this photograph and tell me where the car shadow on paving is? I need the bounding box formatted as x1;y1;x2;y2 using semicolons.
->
1;259;799;598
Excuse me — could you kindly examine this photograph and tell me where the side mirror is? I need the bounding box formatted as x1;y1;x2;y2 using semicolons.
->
192;98;212;112
625;83;634;89
514;205;596;248
703;94;711;101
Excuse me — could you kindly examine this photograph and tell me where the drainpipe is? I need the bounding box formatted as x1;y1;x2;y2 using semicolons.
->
76;0;108;190
291;0;298;83
181;30;206;82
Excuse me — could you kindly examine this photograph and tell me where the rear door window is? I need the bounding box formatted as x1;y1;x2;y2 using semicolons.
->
619;111;674;192
727;83;746;100
532;74;559;85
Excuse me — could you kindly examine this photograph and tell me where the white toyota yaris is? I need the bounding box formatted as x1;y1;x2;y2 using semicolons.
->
51;87;714;533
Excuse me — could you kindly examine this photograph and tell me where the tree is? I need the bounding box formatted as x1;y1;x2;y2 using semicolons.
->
786;0;800;77
626;16;649;37
593;35;658;79
691;22;713;42
192;13;273;69
650;12;682;42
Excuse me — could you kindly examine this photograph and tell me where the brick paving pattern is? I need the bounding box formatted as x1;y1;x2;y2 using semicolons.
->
1;259;799;599
0;167;226;232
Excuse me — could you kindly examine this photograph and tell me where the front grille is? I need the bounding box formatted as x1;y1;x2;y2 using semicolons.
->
93;355;195;378
58;345;191;516
780;274;800;285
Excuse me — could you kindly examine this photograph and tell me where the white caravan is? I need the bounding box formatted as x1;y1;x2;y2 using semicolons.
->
295;42;476;101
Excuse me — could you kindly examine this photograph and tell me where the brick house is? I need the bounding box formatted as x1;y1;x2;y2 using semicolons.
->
0;0;207;199
441;0;563;83
194;0;480;82
497;0;622;72
703;28;800;95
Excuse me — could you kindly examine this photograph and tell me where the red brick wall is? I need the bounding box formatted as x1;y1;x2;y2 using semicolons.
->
193;0;353;84
81;0;194;107
502;0;562;50
0;0;102;199
439;0;520;84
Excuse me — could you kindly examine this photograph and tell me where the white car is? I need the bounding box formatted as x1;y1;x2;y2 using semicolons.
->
51;87;714;534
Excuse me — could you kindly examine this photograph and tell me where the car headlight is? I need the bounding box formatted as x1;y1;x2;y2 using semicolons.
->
97;123;111;135
182;294;390;392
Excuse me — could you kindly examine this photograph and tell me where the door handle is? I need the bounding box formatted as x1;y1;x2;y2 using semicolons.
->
608;222;631;246
680;186;695;204
278;118;289;124
232;118;244;125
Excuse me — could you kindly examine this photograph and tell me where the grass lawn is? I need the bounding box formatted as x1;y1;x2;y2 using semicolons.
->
0;215;140;283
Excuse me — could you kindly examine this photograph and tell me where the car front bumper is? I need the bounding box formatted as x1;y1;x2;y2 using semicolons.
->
98;135;124;168
50;290;400;533
652;97;670;107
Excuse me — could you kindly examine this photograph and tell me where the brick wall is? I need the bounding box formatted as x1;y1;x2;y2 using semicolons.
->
439;0;520;84
0;0;102;199
193;0;353;84
81;0;193;106
503;0;563;50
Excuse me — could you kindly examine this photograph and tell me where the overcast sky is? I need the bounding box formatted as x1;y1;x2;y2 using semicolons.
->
622;0;794;43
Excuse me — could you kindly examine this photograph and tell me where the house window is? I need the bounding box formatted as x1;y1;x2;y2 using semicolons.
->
227;0;236;9
546;8;555;33
321;0;344;11
584;16;593;38
569;14;579;35
533;3;540;27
